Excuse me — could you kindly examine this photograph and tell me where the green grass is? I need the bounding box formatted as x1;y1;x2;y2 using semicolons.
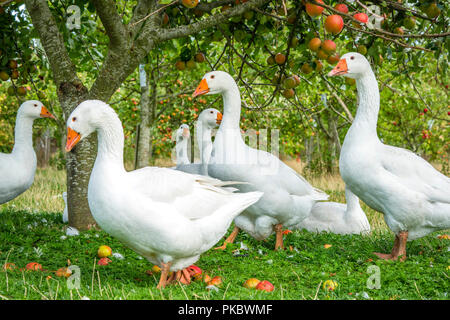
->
1;209;449;300
0;168;449;300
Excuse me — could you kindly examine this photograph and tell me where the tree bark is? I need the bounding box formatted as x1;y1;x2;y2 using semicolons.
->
136;65;151;169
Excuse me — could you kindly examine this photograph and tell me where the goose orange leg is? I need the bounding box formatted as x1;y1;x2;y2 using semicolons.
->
157;262;172;289
274;224;284;250
215;226;240;250
374;231;408;261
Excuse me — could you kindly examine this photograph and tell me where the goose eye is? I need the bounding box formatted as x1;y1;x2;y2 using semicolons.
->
33;104;37;107
210;75;215;79
350;56;355;60
210;111;213;113
72;117;77;122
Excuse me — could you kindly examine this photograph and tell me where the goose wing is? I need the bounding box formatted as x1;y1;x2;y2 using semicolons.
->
381;145;450;203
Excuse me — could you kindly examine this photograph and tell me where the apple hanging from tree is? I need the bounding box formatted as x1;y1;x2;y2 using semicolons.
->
354;13;369;24
325;15;344;34
334;4;348;14
305;0;324;17
308;38;322;52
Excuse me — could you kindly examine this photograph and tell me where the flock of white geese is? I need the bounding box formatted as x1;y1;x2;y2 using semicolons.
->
1;53;449;288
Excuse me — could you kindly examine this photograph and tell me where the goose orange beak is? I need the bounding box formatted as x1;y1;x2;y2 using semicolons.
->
192;78;209;98
216;112;223;124
65;127;81;152
40;106;56;119
328;59;348;77
182;127;190;138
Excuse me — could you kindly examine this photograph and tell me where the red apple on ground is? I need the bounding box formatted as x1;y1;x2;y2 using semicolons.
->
207;276;222;287
2;263;16;271
243;278;261;289
203;274;212;283
56;267;72;278
97;257;112;266
187;265;202;277
26;262;43;271
255;280;274;292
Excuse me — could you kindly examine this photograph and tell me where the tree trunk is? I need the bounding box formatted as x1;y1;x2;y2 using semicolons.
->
136;65;151;169
60;83;97;229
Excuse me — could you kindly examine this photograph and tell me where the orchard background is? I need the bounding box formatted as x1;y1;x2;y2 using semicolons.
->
0;0;448;229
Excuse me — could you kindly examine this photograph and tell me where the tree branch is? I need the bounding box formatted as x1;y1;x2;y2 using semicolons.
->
154;0;271;42
91;0;129;49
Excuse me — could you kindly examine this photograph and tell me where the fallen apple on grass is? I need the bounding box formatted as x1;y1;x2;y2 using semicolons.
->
243;278;261;289
203;274;211;283
55;267;72;278
207;276;222;287
255;280;274;292
97;257;112;266
2;262;16;271
152;265;161;273
97;245;112;258
26;262;43;271
323;279;338;291
187;265;202;277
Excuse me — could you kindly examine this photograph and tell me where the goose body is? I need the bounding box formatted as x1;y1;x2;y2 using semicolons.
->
193;71;328;249
0;101;55;204
65;100;262;287
297;186;370;235
329;53;450;260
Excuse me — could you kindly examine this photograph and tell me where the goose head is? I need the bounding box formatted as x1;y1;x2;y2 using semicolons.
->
328;52;371;79
198;108;222;128
18;100;55;120
65;100;109;152
192;71;236;97
176;124;190;141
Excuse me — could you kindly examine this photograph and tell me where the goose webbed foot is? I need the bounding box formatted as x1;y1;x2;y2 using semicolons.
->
167;269;191;285
373;231;408;262
158;263;193;288
214;226;240;250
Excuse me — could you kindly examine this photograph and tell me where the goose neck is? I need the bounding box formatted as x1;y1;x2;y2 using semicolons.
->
95;115;125;170
344;187;361;213
221;85;241;130
353;71;380;136
196;121;213;163
176;137;190;165
12;113;34;153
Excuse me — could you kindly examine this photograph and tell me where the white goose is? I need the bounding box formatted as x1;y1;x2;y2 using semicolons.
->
329;52;450;261
175;124;190;166
0;100;55;204
175;108;222;176
65;100;262;288
297;186;370;235
193;71;328;250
